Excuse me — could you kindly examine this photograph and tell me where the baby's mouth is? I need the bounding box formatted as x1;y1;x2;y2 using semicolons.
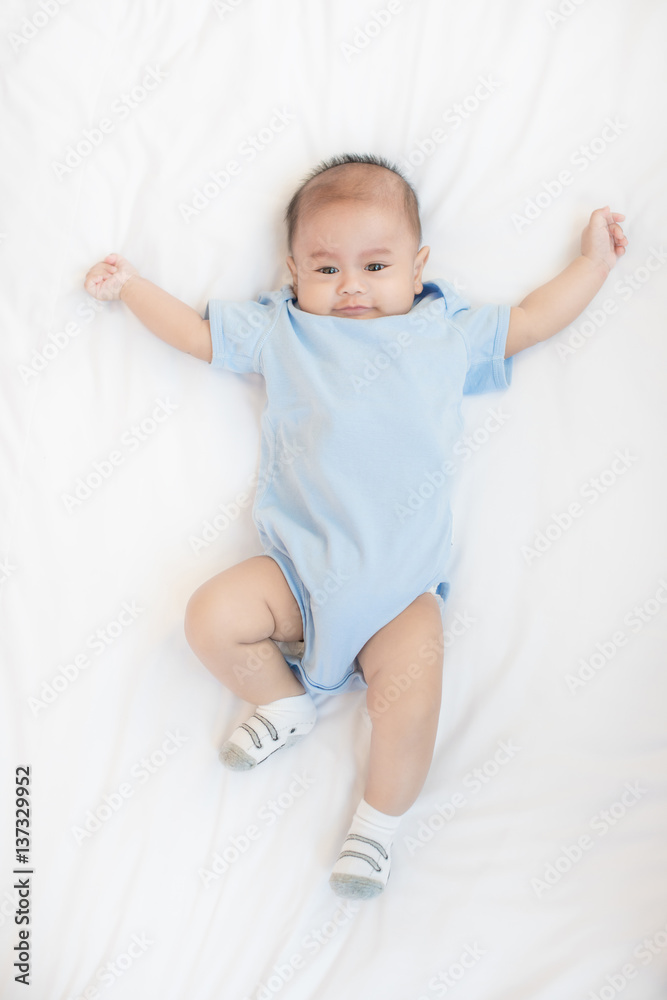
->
333;305;373;315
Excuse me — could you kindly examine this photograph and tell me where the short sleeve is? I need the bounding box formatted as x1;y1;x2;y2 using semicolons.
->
430;280;513;394
204;289;284;374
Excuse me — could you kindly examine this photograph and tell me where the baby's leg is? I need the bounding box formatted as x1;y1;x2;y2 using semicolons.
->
184;555;305;704
330;593;443;899
184;556;316;769
358;592;444;815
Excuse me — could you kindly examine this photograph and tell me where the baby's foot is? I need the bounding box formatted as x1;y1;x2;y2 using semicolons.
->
329;799;403;899
219;692;316;770
329;832;391;899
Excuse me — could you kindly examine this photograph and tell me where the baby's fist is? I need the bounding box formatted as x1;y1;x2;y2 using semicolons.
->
84;253;139;300
581;207;628;273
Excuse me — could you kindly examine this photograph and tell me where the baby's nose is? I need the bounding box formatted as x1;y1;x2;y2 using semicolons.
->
337;269;366;294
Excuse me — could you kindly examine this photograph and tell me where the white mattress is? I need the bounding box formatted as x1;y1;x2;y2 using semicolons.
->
2;1;667;997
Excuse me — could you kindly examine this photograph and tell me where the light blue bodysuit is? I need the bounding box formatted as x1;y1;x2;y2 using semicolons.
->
205;280;513;697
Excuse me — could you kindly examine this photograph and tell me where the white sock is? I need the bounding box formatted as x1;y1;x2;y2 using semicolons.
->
256;692;315;722
219;691;317;770
329;798;404;899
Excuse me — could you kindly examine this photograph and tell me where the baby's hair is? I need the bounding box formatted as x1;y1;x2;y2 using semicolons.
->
284;152;422;255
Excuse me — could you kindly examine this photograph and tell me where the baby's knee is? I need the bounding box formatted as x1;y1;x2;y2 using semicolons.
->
183;588;207;650
184;583;233;651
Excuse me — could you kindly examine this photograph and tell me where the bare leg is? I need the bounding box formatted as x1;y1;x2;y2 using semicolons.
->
328;593;444;898
357;593;444;816
184;555;306;705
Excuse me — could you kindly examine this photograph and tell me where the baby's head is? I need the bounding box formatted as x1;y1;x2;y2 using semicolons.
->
285;153;429;319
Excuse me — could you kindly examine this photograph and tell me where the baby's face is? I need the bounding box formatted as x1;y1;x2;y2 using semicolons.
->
286;199;429;319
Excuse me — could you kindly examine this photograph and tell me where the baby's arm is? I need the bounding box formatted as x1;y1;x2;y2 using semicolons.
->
505;207;628;358
83;254;212;363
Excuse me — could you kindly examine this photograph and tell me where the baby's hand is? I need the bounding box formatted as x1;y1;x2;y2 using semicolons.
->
581;207;628;273
84;253;139;300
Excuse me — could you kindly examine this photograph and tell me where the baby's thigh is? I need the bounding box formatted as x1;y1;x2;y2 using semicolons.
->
357;593;444;687
185;555;304;645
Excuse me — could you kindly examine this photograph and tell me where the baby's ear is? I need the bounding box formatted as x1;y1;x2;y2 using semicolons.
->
414;245;430;291
286;255;298;291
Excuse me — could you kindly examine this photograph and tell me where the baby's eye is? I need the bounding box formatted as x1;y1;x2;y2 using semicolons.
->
316;264;387;274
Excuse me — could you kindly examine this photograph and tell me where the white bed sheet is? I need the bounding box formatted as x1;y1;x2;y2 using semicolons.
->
2;1;667;998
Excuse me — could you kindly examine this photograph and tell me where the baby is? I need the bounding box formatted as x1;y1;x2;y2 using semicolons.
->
84;152;627;900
